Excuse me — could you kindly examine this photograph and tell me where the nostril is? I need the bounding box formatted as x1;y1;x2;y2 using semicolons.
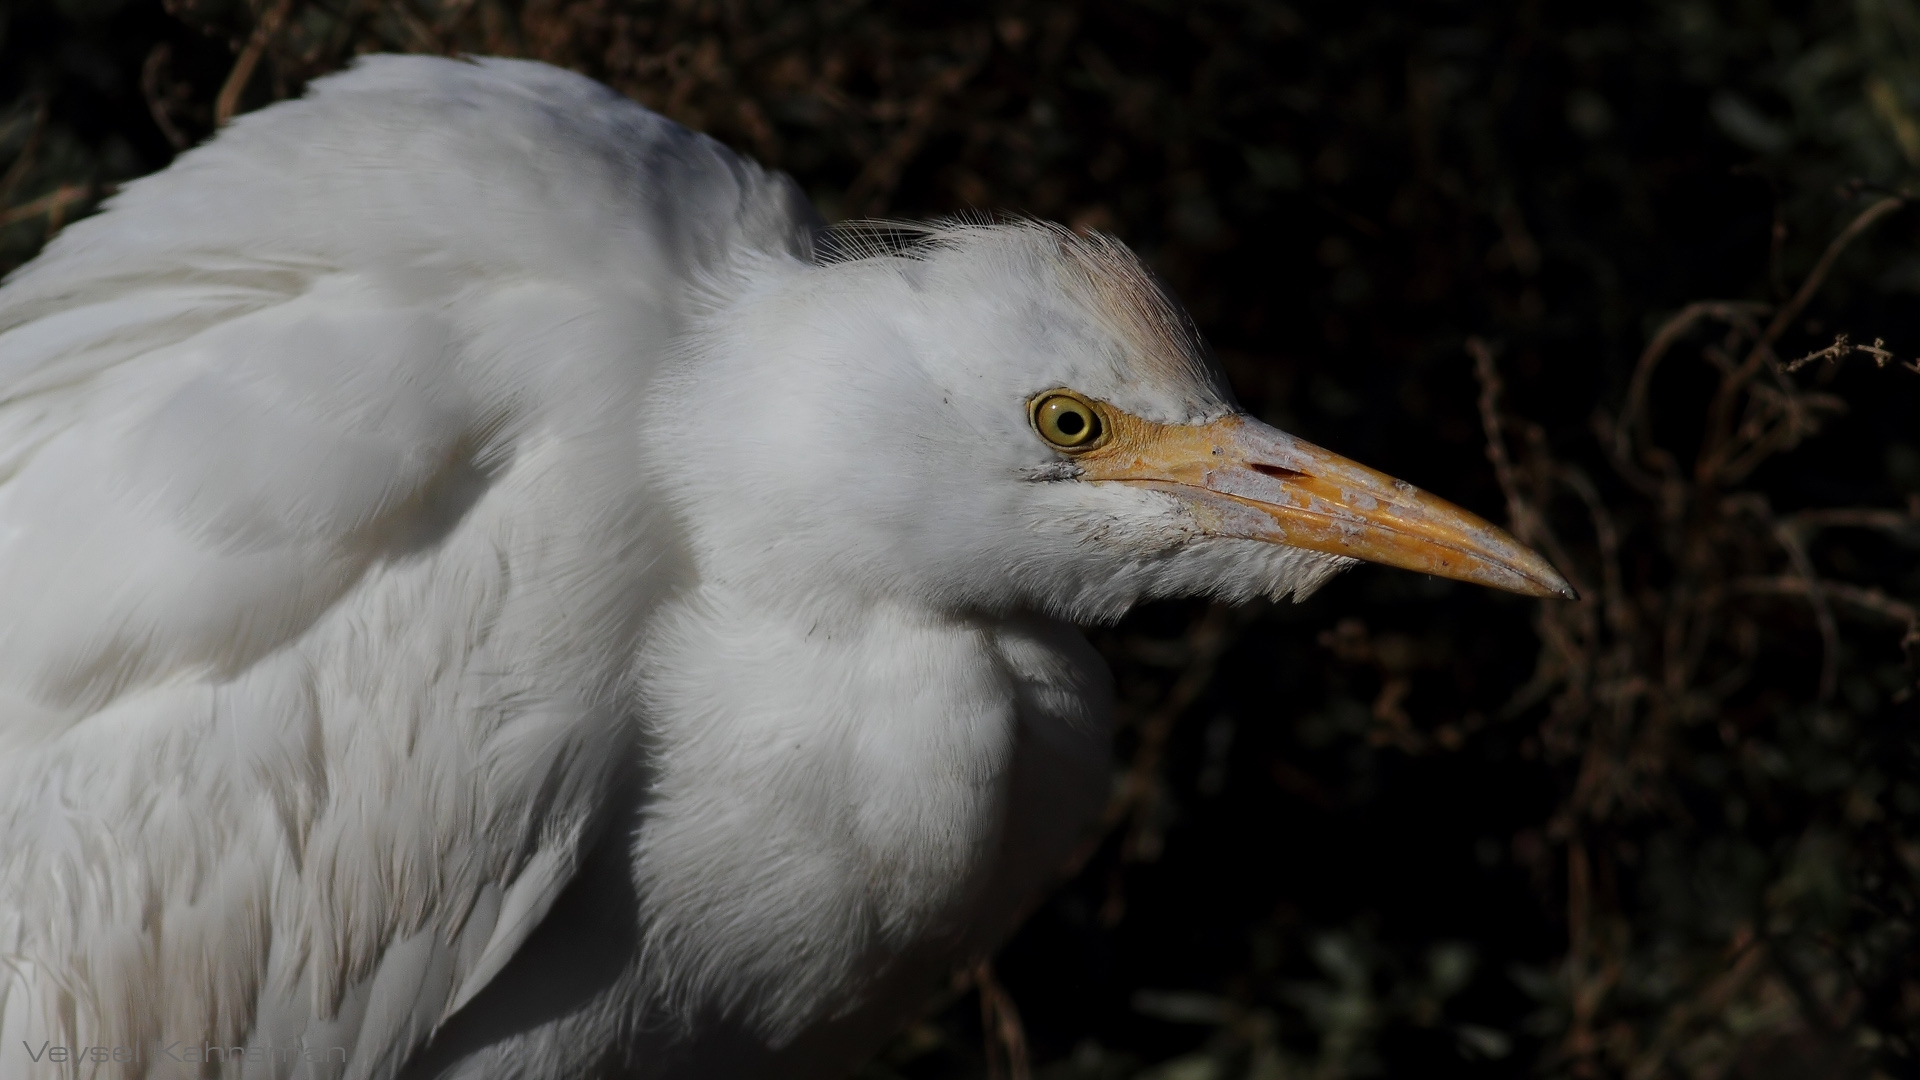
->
1249;463;1304;480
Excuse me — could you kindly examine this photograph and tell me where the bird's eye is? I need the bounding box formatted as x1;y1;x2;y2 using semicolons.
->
1031;391;1105;450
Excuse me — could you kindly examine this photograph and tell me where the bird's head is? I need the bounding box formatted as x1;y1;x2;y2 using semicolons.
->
650;220;1572;623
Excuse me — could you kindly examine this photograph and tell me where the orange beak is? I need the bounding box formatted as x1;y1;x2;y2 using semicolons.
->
1069;406;1574;599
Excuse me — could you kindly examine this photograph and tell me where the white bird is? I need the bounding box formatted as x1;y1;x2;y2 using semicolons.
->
0;55;1570;1080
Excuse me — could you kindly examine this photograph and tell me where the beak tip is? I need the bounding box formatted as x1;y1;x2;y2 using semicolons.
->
1522;567;1578;601
1490;573;1577;600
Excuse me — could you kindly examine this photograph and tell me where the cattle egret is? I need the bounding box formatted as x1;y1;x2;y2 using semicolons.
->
0;55;1571;1080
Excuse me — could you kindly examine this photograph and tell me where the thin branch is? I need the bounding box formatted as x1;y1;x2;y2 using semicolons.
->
1732;576;1920;627
216;0;297;126
1472;339;1602;720
1558;464;1629;640
142;44;192;151
973;961;1032;1080
1468;337;1531;540
1786;332;1897;372
1762;195;1905;345
1712;391;1845;485
1615;301;1766;481
1773;521;1841;700
0;184;96;229
1786;507;1920;536
0;98;49;208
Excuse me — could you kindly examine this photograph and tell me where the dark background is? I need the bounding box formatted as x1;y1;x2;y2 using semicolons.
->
5;1;1919;1076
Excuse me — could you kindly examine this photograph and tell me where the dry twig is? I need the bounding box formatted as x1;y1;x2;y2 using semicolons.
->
143;44;194;150
216;0;297;126
0;99;49;209
973;961;1032;1080
0;184;97;231
1471;190;1919;1074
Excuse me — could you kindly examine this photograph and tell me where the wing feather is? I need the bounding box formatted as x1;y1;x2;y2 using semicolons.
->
0;52;808;1079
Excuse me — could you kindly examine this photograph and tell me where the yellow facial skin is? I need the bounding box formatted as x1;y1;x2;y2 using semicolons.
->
1029;390;1575;600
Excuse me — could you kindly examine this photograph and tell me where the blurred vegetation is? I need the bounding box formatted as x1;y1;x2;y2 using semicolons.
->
5;0;1920;1077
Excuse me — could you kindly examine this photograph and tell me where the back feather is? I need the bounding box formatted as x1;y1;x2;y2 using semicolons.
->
0;54;811;1079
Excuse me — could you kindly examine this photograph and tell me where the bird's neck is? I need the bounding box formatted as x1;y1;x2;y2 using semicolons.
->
624;580;1108;1043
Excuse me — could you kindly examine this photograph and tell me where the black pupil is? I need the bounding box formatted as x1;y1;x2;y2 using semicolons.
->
1056;410;1086;436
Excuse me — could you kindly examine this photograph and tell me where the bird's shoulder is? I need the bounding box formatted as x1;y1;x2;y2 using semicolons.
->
3;55;818;320
0;53;817;726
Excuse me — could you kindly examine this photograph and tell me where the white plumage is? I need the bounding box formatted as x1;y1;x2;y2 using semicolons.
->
0;55;1568;1080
